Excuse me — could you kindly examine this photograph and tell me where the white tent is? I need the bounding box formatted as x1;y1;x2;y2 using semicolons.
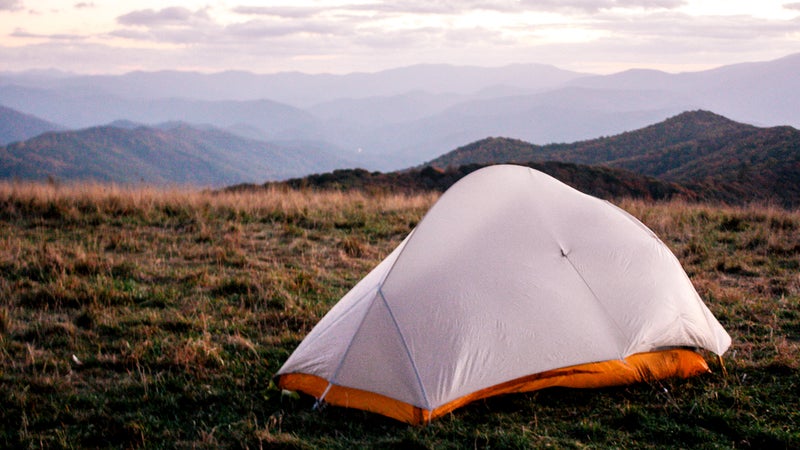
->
277;164;731;424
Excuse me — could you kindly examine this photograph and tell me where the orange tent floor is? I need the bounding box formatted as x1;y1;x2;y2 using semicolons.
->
278;348;711;425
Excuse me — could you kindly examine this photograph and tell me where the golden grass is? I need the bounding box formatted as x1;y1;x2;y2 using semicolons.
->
0;181;797;448
0;180;439;217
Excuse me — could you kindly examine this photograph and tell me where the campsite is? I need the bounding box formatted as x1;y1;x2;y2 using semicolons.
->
276;165;731;425
3;2;800;447
0;179;797;448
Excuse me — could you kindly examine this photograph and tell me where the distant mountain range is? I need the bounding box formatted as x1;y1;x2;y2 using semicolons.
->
1;105;798;205
0;63;587;105
0;86;322;142
254;111;799;207
1;53;799;170
566;54;800;128
0;122;352;186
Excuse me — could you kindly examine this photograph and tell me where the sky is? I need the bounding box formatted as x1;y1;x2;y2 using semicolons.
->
0;0;798;75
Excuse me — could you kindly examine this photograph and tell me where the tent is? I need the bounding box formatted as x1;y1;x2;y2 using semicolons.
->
276;164;731;424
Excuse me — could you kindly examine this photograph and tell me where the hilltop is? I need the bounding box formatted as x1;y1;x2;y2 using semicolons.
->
0;104;62;145
426;111;752;167
0;123;351;186
425;111;800;206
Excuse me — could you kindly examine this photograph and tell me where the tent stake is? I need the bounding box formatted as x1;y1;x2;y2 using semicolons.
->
717;355;728;377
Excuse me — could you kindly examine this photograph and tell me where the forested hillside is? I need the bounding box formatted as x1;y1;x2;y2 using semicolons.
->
0;123;351;185
426;111;800;206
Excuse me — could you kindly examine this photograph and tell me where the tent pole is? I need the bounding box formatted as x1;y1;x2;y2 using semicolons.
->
313;382;333;410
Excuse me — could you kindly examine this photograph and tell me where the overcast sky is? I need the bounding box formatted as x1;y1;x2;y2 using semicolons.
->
0;0;798;75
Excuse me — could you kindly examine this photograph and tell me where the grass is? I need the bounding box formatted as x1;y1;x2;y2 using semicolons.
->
0;181;798;449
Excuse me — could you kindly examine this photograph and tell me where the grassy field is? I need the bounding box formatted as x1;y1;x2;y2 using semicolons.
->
0;181;797;449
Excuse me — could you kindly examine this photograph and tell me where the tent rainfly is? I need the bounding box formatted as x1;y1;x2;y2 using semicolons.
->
276;164;732;424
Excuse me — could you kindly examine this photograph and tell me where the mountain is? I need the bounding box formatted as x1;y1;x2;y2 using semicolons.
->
1;54;799;172
426;111;800;206
0;85;323;138
0;123;353;186
568;53;800;127
310;91;467;127
0;64;586;168
305;54;799;168
428;111;751;167
368;87;690;167
0;104;63;145
0;63;588;106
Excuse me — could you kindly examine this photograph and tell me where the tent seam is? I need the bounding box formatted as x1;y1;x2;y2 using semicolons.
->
562;253;630;359
319;291;382;403
300;286;381;351
378;288;433;412
313;233;418;388
524;168;630;358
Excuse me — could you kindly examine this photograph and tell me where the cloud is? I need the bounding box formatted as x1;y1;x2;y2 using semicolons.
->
225;19;341;38
108;29;151;41
515;0;686;13
113;12;340;44
107;3;799;62
344;2;482;15
112;7;220;44
592;11;800;41
112;26;220;45
117;7;210;27
2;0;797;76
74;2;95;9
352;26;443;49
11;28;87;41
334;0;686;15
231;6;320;19
0;0;22;11
231;1;677;18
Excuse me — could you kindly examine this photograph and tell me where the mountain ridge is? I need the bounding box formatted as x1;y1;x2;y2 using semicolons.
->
426;110;800;206
0;63;588;105
0;104;63;145
2;53;799;170
2;109;798;206
0;123;352;186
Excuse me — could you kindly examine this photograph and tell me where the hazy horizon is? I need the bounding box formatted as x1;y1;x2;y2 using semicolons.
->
1;52;798;78
1;1;799;76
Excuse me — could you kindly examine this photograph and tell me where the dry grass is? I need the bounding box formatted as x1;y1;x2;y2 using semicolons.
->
0;180;436;215
0;182;797;448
